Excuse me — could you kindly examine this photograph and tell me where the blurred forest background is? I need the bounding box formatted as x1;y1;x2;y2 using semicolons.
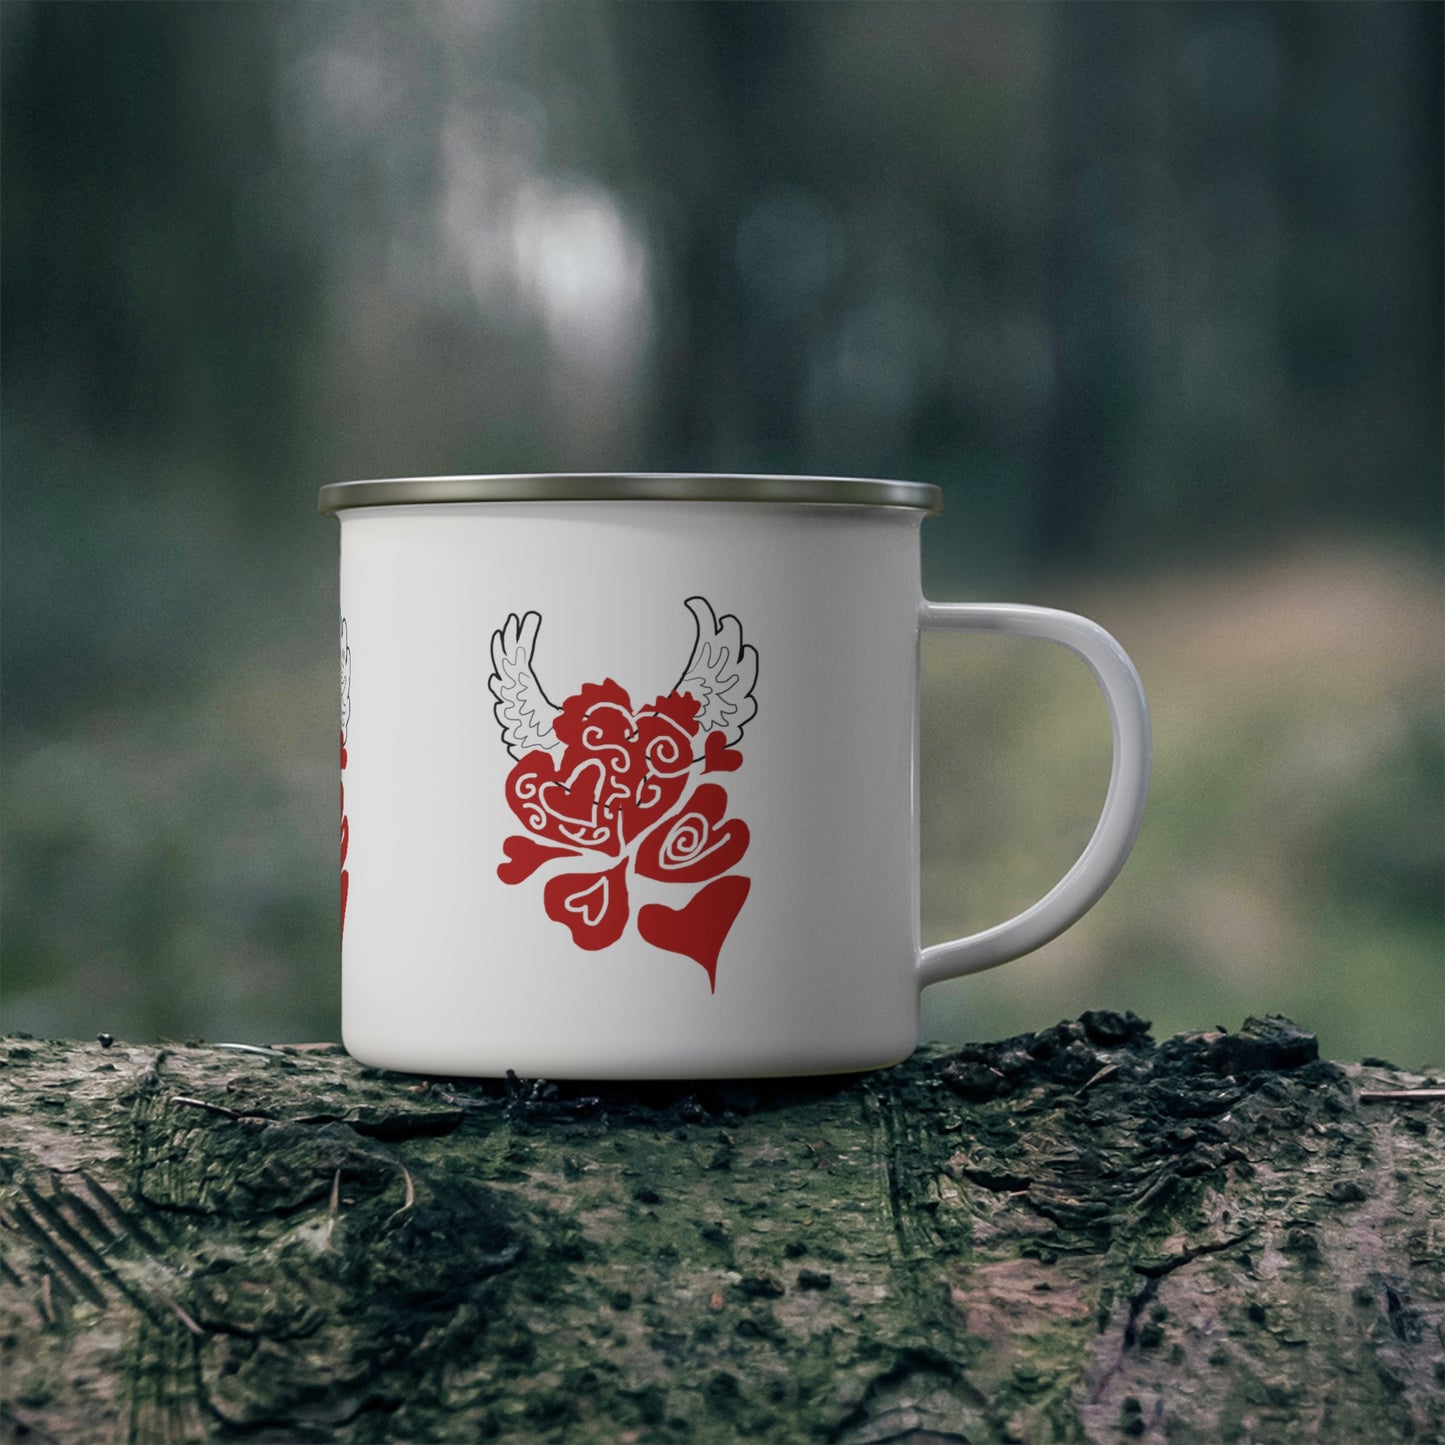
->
2;2;1440;1066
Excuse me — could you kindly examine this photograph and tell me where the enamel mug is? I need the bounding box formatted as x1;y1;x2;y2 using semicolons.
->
319;474;1151;1079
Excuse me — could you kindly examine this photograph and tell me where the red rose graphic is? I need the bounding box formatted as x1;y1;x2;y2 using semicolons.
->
340;620;352;939
544;860;630;951
506;750;626;856
340;730;350;937
505;682;704;856
634;784;749;885
490;601;757;990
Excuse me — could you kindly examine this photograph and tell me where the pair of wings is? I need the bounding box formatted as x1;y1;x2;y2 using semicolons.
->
489;598;758;761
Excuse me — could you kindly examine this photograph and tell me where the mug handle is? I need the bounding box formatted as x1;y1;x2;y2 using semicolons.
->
916;601;1152;987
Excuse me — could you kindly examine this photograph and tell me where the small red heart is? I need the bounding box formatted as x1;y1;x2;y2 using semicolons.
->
638;875;750;992
544;861;630;951
498;834;580;885
703;730;743;773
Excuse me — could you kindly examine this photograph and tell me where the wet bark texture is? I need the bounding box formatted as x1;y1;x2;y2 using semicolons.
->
2;1015;1442;1444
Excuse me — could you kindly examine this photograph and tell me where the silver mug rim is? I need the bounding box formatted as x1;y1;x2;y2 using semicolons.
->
317;472;943;515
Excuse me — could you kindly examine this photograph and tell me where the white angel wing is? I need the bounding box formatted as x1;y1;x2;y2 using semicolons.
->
339;619;351;737
489;611;563;760
674;597;758;745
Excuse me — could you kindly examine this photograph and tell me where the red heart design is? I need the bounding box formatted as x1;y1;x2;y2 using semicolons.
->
552;679;636;752
621;700;699;843
507;753;622;855
511;683;705;854
544;861;630;951
634;784;749;885
340;775;349;937
702;730;743;773
498;834;580;885
638;875;750;991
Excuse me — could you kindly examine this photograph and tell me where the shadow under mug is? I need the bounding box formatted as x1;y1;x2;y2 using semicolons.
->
320;473;1151;1079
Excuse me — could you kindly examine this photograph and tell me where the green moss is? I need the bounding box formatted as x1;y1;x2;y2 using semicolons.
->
3;1027;1442;1442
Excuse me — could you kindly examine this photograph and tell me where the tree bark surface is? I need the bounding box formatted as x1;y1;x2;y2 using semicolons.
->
1;1015;1441;1444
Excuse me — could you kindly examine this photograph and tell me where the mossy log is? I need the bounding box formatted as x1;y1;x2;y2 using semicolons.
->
1;1015;1442;1444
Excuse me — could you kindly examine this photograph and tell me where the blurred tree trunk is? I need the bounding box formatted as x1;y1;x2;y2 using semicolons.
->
2;1016;1442;1444
608;2;807;470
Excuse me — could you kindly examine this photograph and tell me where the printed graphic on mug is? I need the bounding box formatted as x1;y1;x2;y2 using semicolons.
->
489;597;757;990
339;618;351;938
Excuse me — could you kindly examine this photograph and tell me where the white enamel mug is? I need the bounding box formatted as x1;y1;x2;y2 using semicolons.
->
320;474;1150;1080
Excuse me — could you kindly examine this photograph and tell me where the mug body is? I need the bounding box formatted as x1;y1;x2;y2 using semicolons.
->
337;497;928;1078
